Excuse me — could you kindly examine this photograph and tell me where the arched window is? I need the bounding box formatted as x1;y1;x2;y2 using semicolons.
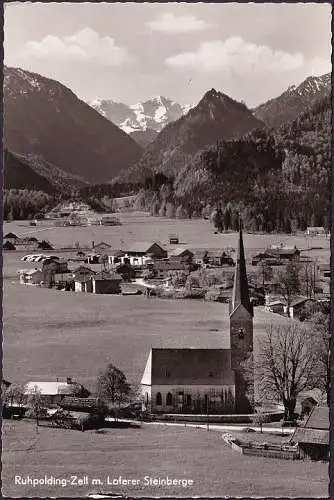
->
145;392;149;404
156;392;162;406
166;392;173;406
238;328;245;339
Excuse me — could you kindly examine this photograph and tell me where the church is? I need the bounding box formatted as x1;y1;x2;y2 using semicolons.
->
140;222;254;414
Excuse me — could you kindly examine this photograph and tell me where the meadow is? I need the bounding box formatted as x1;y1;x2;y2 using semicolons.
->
2;420;329;498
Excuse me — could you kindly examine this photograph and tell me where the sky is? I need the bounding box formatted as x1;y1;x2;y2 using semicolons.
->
4;2;332;107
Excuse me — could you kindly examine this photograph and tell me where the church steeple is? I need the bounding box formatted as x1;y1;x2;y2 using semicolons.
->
230;218;253;316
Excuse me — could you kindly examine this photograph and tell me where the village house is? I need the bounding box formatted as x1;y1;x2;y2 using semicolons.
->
126;241;167;260
3;232;18;242
3;241;16;251
306;226;328;236
91;241;112;253
168;247;194;264
73;266;96;292
91;271;122;294
101;215;121;226
291;405;329;461
283;296;313;319
114;262;136;281
24;378;91;406
318;263;330;279
141;221;254;414
19;268;45;285
14;238;40;252
264;297;285;315
149;260;189;279
107;250;126;266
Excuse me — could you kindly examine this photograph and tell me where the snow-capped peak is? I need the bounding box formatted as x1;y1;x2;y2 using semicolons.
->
89;95;193;134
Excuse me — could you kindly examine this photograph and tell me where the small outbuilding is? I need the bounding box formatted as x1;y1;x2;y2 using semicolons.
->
291;405;329;461
91;272;122;294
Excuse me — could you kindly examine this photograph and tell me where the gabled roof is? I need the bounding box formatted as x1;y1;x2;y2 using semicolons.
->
289;296;310;307
4;232;18;239
169;247;194;257
291;405;329;445
127;241;165;253
72;265;96;275
93;241;112;248
93;271;122;281
141;348;233;386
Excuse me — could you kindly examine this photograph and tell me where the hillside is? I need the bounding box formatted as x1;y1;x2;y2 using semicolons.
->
4;150;56;194
254;73;331;129
123;88;265;182
132;93;331;232
4;66;143;184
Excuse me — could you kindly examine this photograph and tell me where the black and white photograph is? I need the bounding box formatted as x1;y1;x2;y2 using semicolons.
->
2;2;331;498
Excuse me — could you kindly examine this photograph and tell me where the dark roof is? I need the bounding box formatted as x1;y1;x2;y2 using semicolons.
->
265;247;299;257
93;271;122;281
305;405;329;430
3;241;16;250
291;405;329;445
230;220;252;316
93;241;112;248
292;428;329;445
169;247;194;257
4;232;18;239
142;348;233;386
290;296;310;307
2;379;11;387
73;265;96;275
153;261;188;271
127;241;166;253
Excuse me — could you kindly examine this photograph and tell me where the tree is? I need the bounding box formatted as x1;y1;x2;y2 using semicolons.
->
307;312;330;405
275;261;301;317
96;363;131;407
257;323;321;421
4;384;26;418
251;412;270;433
27;385;44;427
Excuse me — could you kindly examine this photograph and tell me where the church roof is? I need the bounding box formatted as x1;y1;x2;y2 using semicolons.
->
141;348;233;386
230;220;253;316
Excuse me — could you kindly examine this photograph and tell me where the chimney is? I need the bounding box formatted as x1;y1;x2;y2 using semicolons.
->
66;377;72;384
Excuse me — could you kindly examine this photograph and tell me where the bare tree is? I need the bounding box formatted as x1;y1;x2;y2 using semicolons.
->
257;322;321;421
27;385;45;427
251;412;270;433
308;312;330;404
275;261;301;317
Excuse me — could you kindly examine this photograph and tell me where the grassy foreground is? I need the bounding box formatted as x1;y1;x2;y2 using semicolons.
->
2;420;328;498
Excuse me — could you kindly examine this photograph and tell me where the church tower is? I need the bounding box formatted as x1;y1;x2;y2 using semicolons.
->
229;219;254;413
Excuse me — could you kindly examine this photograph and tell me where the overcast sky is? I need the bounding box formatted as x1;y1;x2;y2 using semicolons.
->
4;2;332;107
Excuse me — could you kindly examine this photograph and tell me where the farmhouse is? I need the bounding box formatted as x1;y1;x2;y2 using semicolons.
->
3;232;18;241
141;221;254;414
91;271;122;294
291;405;329;461
92;241;112;253
169;247;194;264
284;297;313;319
25;378;91;406
126;242;167;260
14;238;40;251
150;260;189;279
306;226;328;236
19;268;45;285
107;250;126;266
3;241;16;250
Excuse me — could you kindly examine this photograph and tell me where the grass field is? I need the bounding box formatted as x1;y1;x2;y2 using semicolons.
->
3;277;290;393
2;420;328;498
4;212;330;261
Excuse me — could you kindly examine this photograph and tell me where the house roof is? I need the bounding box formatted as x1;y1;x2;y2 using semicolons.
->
25;381;83;396
153;261;188;271
292;428;329;445
169;247;194;257
73;265;96;275
93;242;112;248
93;271;122;281
290;296;310;308
127;241;165;253
4;232;18;239
265;247;299;256
141;348;233;386
291;405;329;445
305;405;329;430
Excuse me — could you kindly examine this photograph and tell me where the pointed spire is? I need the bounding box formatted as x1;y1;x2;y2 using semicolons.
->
230;217;253;316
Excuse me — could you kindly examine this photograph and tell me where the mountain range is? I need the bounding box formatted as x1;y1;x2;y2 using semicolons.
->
3;66;330;196
90;96;192;148
253;73;331;129
4;66;143;186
